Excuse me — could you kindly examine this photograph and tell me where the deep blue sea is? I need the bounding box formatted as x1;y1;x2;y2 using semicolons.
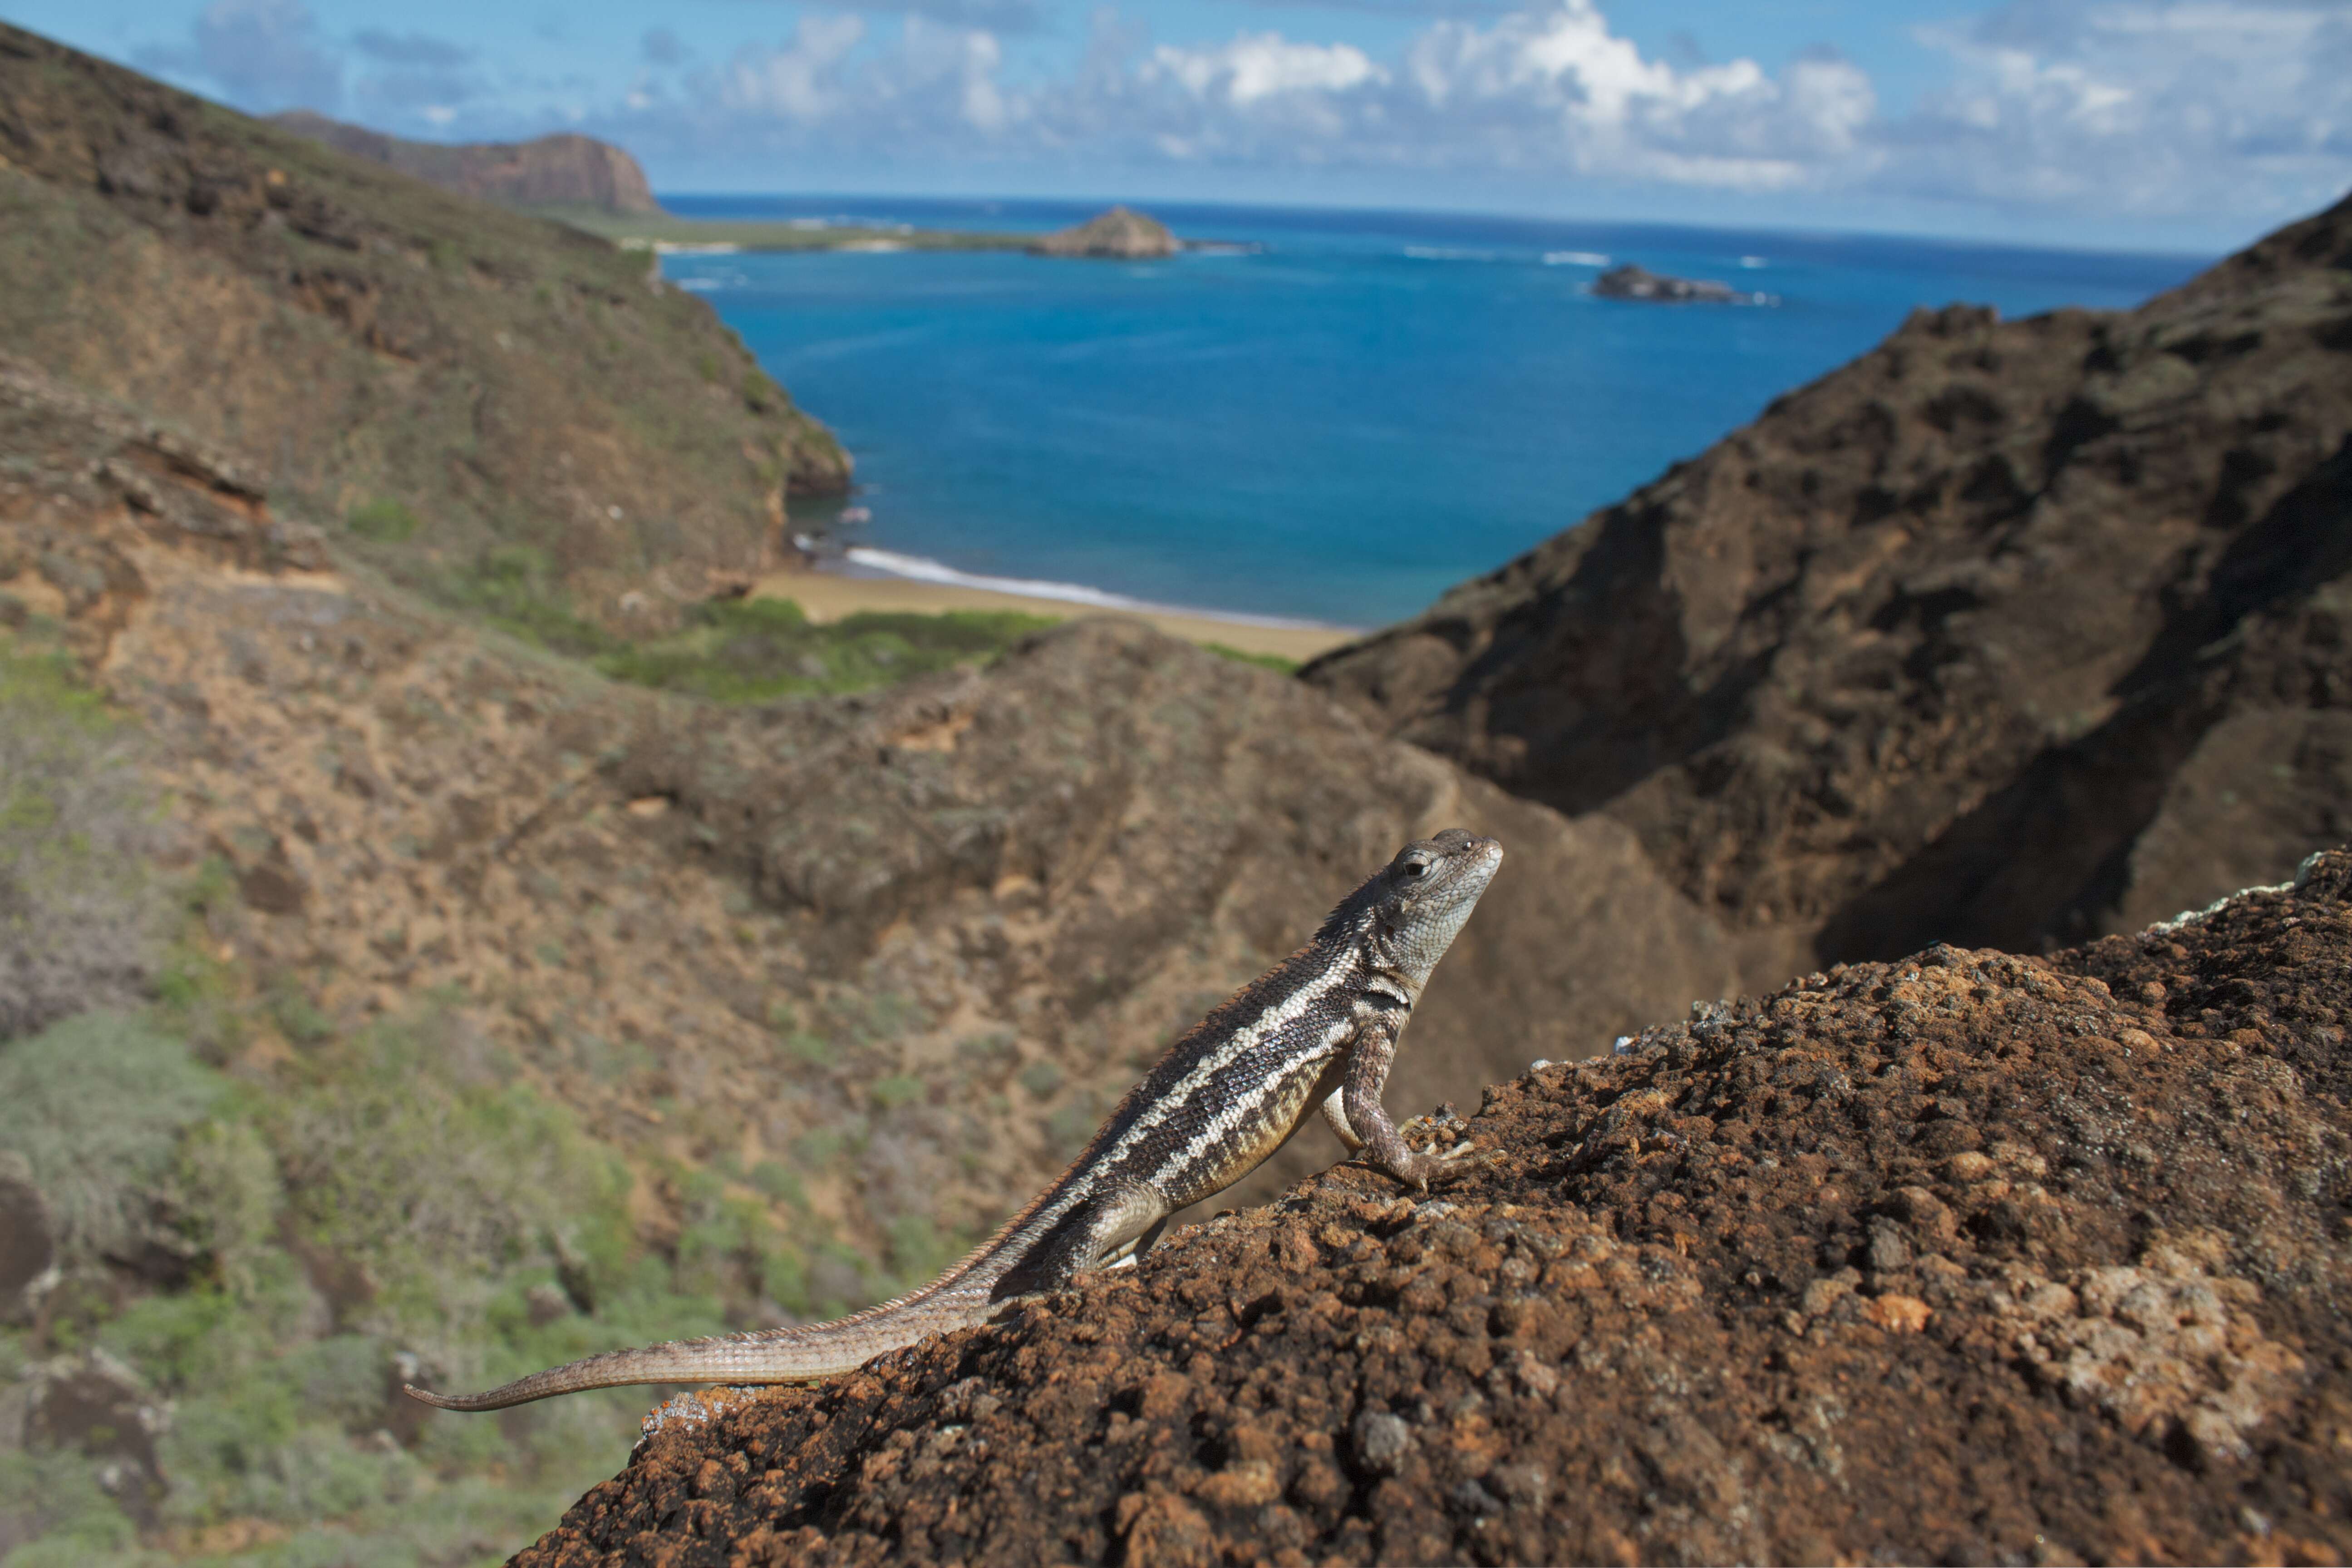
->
662;196;2210;629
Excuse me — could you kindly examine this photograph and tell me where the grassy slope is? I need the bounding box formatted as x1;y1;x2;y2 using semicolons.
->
0;602;1059;1566
0;23;848;635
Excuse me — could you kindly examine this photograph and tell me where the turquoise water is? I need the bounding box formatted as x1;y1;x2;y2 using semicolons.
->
664;197;2208;628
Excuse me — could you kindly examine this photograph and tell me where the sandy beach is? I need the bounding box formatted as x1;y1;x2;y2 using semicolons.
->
751;566;1362;664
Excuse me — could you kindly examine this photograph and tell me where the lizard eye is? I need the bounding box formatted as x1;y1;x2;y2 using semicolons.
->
1400;859;1428;879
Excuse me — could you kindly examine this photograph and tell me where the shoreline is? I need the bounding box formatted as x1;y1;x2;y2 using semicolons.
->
751;565;1362;664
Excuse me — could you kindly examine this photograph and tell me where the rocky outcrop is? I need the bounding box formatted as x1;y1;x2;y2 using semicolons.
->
272;111;661;214
0;23;848;634
1591;263;1737;302
517;854;2352;1566
1305;191;2352;965
1028;206;1177;260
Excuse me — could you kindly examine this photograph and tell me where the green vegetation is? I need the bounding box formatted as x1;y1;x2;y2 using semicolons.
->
0;649;907;1562
0;642;167;1040
0;988;910;1565
421;553;1058;703
602;596;1056;702
344;497;422;544
1203;642;1302;675
0;1012;226;1260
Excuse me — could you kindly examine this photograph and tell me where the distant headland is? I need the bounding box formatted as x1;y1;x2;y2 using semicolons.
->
271;110;662;215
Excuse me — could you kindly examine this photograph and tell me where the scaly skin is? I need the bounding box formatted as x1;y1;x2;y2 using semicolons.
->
406;828;1503;1411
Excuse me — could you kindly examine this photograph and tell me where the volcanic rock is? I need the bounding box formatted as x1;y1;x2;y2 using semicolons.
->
514;850;2352;1566
1306;192;2352;964
1029;207;1179;260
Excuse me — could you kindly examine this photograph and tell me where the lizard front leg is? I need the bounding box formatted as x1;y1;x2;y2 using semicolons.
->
1340;1011;1430;1192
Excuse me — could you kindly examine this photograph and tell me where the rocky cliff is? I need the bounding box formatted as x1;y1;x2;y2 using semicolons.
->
518;853;2352;1567
272;111;661;215
0;23;847;635
1306;192;2352;965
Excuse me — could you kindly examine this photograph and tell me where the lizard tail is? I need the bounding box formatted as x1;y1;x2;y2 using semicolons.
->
405;1293;994;1411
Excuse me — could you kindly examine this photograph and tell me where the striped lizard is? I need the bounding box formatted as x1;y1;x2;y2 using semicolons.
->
406;828;1502;1410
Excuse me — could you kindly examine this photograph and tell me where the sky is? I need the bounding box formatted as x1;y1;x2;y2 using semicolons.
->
7;0;2350;252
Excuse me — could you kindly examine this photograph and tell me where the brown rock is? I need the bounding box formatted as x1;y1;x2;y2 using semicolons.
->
25;1354;165;1527
1305;192;2352;964
0;1168;55;1322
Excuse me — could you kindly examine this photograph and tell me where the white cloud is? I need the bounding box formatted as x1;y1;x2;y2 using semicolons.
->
134;0;344;113
157;0;2337;241
722;15;868;123
1897;0;2352;220
1147;34;1386;106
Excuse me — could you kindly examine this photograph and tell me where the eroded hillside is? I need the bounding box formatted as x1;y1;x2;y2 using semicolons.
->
0;23;846;637
1307;192;2352;964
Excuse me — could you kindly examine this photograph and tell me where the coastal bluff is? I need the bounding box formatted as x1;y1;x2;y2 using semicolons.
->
1029;206;1179;260
271;110;662;215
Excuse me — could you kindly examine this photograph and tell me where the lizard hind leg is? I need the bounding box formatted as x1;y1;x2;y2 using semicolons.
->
1321;1087;1365;1153
993;1179;1170;1298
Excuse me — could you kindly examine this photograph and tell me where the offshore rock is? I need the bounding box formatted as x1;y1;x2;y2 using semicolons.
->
516;856;2352;1565
1591;263;1738;302
1029;206;1179;260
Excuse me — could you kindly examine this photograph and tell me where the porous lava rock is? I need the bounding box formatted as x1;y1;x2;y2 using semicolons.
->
1305;192;2352;965
514;855;2352;1566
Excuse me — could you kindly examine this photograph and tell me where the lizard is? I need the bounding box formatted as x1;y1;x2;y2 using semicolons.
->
404;827;1503;1412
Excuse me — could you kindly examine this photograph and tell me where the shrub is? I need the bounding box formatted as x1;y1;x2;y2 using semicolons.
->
264;1007;634;1339
344;497;421;543
0;1010;225;1260
0;649;168;1041
430;546;617;659
597;598;1054;703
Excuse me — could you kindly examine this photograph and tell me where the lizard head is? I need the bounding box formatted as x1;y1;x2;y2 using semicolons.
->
1365;828;1504;985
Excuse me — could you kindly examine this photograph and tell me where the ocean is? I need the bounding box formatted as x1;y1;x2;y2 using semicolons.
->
661;196;2209;630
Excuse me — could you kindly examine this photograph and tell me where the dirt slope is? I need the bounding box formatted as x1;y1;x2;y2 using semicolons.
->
518;850;2352;1567
1305;192;2352;965
0;23;846;633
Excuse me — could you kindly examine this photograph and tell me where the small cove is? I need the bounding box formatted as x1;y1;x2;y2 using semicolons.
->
667;196;2207;628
